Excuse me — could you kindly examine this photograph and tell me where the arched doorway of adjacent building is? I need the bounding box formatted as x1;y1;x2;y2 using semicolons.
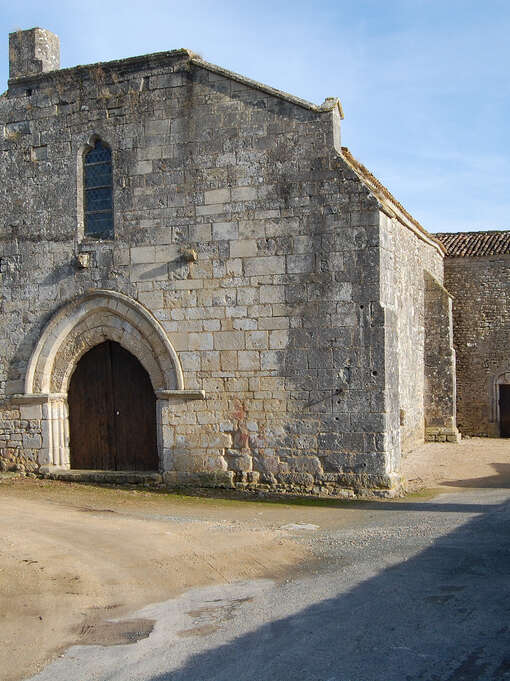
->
68;340;158;470
499;384;510;437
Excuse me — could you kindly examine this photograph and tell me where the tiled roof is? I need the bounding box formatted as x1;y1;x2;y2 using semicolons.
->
435;231;510;257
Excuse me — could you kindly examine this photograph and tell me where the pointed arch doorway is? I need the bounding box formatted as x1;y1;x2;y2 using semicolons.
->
68;341;158;471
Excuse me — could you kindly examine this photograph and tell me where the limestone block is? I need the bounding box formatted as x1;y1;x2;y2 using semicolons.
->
38;449;51;465
138;290;164;309
269;330;289;349
188;333;213;350
233;318;257;331
221;350;238;370
225;450;252;472
283;455;323;475
244;256;285;276
201;351;220;371
133;161;153;175
276;472;314;488
230;240;257;258
21;433;42;450
179;351;201;370
237;287;259;305
155;244;180;262
163;471;234;489
286;254;314;274
213;222;238;241
232;186;257;201
261;350;284;369
259;317;289;330
214;331;245;350
131;263;168;281
196;204;225;216
245;331;268;350
205;188;230;204
253;455;287;475
190;224;212;242
200;432;233;449
168;452;228;472
259;285;285;303
145;119;170;135
131;246;156;264
239;220;265;239
20;404;42;420
238;351;260;371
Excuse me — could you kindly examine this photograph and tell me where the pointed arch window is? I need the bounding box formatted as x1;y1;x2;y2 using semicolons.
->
84;139;113;239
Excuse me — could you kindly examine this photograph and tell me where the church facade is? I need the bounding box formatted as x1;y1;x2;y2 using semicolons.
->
0;28;460;497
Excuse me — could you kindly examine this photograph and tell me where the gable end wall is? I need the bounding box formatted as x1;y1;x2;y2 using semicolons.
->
0;52;405;495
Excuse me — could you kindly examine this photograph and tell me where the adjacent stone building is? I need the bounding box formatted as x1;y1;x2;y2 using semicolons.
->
436;231;510;438
0;28;459;497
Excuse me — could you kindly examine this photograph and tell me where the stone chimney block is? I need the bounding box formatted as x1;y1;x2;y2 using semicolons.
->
9;27;60;80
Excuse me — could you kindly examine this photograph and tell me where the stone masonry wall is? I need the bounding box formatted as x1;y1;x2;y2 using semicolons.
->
379;213;450;452
423;273;458;442
443;255;510;436
0;43;402;495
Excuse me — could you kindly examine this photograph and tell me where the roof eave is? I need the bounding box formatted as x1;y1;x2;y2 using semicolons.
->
339;148;446;256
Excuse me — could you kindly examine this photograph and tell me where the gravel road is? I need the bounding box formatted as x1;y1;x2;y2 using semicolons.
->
26;485;510;681
1;438;509;681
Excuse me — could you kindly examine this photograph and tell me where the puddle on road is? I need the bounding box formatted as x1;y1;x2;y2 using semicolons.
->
77;618;155;646
177;624;219;637
177;596;254;638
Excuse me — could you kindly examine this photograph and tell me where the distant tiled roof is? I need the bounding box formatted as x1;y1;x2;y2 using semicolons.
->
435;231;510;257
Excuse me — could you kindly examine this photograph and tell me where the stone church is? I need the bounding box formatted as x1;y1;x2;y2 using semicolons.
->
2;27;503;498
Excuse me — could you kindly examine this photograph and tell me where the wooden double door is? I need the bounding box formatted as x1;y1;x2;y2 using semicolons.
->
68;341;158;470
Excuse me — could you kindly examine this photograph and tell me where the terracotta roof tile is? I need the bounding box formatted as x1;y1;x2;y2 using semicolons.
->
435;231;510;257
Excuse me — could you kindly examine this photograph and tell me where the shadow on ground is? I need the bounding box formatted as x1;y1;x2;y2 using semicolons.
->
151;497;510;681
441;463;510;489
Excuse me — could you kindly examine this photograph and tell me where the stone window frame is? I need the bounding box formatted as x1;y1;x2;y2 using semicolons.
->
77;133;115;242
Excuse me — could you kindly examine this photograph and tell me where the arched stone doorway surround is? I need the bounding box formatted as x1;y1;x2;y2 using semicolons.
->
14;290;204;470
488;368;510;437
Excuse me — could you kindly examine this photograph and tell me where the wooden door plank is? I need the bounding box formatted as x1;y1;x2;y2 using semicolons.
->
110;342;158;471
105;341;118;471
69;343;111;469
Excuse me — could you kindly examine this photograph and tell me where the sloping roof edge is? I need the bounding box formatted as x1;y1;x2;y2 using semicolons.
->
340;148;446;256
190;56;344;117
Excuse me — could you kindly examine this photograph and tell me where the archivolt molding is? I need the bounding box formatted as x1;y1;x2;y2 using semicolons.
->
25;290;184;395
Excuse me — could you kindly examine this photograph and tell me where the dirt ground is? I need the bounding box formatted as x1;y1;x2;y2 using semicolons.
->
402;435;510;491
1;437;509;681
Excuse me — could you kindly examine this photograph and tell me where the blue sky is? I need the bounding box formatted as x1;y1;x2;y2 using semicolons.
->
0;0;508;233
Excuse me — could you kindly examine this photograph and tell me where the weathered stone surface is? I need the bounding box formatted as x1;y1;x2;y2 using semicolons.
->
442;253;510;437
0;28;459;498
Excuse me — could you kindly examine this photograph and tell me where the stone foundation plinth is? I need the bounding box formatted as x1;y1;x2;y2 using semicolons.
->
425;426;461;443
